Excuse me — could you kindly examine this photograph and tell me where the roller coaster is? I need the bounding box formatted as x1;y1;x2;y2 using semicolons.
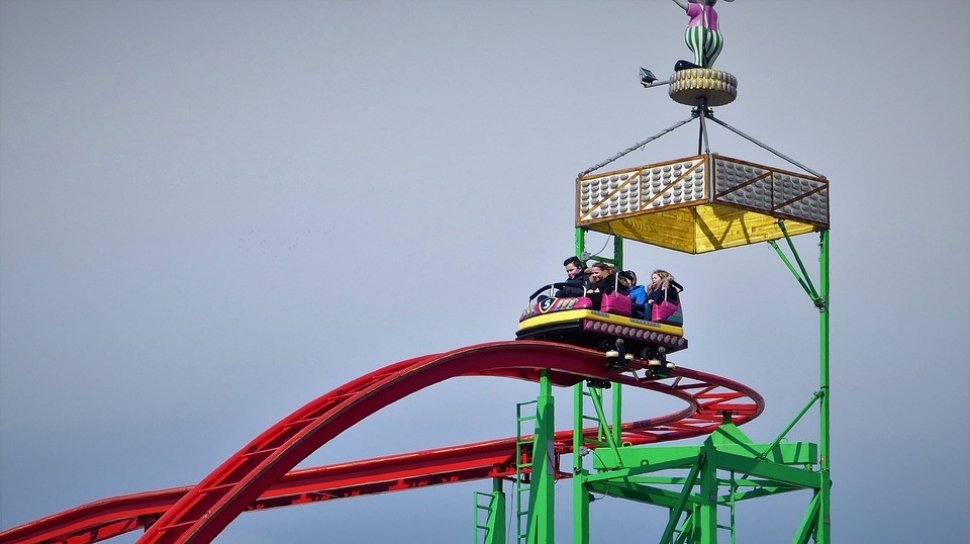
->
1;341;765;543
1;5;833;543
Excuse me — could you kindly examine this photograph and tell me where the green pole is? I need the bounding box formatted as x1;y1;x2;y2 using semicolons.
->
698;450;718;544
659;454;703;544
572;384;590;544
529;370;555;544
572;228;590;544
575;228;586;261
611;236;623;445
489;478;506;544
778;221;819;300
817;230;831;542
612;236;623;269
794;492;821;544
611;385;622;446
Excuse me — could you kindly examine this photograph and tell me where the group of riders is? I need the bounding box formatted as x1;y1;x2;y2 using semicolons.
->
556;256;684;322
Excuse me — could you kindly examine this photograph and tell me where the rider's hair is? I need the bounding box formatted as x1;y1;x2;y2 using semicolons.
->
591;262;615;276
649;269;673;290
563;256;585;269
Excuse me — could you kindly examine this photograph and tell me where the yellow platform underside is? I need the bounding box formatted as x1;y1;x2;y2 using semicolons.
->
585;203;818;254
517;309;684;336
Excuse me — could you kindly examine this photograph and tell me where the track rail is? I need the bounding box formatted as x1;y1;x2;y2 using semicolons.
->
1;340;763;544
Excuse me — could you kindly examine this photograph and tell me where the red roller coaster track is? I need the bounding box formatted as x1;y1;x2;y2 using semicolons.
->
1;340;763;544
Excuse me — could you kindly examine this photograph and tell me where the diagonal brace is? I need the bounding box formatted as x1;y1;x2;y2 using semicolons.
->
578;114;698;178
769;222;825;310
704;112;827;179
588;389;624;467
660;453;704;544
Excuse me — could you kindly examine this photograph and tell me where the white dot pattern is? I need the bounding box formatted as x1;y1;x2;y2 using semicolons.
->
579;159;705;221
713;157;829;225
577;156;829;229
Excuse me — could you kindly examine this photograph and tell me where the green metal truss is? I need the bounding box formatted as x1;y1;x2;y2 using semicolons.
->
475;225;830;543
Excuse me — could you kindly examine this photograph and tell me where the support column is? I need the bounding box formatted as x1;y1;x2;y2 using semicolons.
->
697;449;718;544
611;384;623;446
489;479;507;544
817;230;831;543
572;384;590;544
611;237;624;450
575;228;586;260
573;224;589;544
528;370;555;544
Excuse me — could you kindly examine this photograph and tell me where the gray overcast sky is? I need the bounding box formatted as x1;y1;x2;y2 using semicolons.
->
1;1;967;542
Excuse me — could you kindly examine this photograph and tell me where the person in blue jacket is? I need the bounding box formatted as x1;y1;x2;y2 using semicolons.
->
621;270;648;318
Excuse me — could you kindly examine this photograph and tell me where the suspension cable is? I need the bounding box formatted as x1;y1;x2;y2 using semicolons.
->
578;114;697;179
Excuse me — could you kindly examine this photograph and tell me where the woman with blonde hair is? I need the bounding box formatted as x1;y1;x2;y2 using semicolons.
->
646;269;684;322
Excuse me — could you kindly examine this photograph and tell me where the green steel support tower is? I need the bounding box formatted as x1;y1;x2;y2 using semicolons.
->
483;123;830;544
476;5;831;540
559;218;831;544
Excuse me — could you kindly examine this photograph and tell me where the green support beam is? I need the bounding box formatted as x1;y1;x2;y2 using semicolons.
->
587;480;694;509
580;425;821;543
817;229;832;543
527;370;555;544
592;442;818;471
707;451;821;490
698;446;718;544
556;220;831;543
659;455;704;544
574;227;586;261
795;491;821;544
474;479;506;544
587;456;702;484
572;383;589;544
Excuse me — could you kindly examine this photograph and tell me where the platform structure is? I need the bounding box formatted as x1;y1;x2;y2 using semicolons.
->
476;68;833;544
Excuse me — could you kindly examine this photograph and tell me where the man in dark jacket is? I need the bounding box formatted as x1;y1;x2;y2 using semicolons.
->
556;256;591;297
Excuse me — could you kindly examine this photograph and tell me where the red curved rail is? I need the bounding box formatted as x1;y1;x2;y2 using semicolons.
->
1;341;763;544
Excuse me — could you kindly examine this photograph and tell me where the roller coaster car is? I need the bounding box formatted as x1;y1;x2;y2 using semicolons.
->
516;283;687;361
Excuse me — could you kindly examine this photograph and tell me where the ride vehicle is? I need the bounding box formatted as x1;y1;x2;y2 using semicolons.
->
516;282;687;367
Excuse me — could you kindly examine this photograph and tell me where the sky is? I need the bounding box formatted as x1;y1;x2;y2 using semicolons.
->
1;1;968;542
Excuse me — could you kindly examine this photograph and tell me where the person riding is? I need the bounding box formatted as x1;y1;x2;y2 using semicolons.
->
646;269;684;322
622;270;648;318
588;262;617;294
586;262;623;310
555;256;591;297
